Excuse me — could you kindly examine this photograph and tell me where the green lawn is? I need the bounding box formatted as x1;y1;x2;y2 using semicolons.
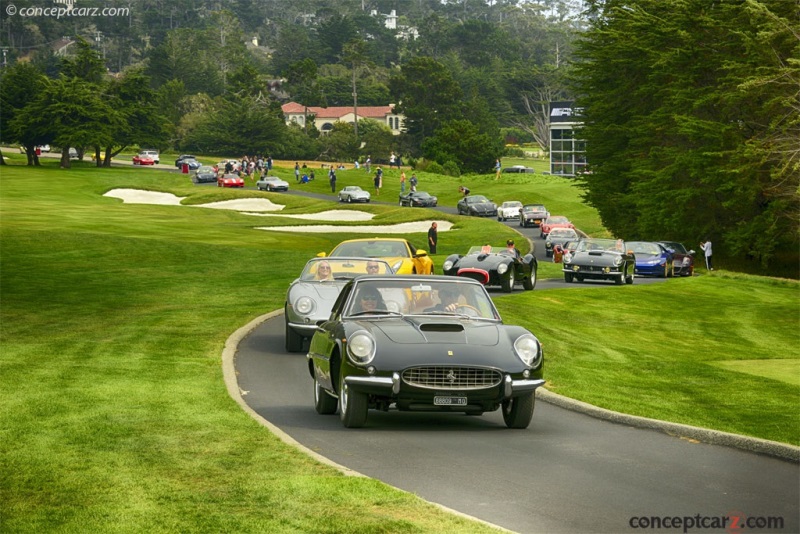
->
1;159;798;532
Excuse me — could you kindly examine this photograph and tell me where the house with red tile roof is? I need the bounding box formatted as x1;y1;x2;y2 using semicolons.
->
281;102;405;135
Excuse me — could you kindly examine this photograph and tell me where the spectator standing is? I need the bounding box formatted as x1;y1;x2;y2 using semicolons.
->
400;171;407;193
365;155;372;173
428;222;438;254
389;152;396;168
329;167;337;193
494;159;502;180
409;173;418;192
294;162;300;182
267;156;273;174
374;167;383;196
700;239;713;270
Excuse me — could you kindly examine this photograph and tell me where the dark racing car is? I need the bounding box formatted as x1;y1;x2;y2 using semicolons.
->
399;190;438;207
307;275;545;428
457;195;498;217
562;238;635;285
442;245;538;293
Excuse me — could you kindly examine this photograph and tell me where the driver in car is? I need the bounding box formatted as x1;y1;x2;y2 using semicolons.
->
424;288;461;313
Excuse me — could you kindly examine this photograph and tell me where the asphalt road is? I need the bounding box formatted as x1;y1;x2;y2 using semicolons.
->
235;316;799;534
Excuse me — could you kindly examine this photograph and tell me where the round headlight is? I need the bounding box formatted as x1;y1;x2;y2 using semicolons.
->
347;331;376;365
514;334;541;367
294;296;315;315
442;260;454;271
497;263;509;275
613;256;623;266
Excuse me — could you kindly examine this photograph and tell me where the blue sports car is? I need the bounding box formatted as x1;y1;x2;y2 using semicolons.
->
627;241;674;278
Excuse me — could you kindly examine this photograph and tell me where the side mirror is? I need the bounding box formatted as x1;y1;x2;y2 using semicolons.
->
316;252;327;258
688;250;696;255
415;250;428;258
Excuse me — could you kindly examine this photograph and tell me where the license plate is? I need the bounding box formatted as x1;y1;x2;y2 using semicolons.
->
434;396;467;406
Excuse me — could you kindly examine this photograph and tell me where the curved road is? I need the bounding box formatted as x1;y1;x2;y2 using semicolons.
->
235;317;798;533
106;161;796;531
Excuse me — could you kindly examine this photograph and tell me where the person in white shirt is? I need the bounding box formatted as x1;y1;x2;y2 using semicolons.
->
700;239;713;270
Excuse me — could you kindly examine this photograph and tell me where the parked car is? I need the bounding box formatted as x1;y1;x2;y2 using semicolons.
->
338;186;371;203
257;176;290;192
323;238;433;275
503;165;535;173
138;150;159;164
37;144;50;152
442;245;538;293
217;173;244;188
540;216;575;238
628;241;675;278
519;204;549;228
192;166;218;184
132;153;156;165
285;257;393;352
545;228;580;258
307;275;545;428
457;195;498;217
497;200;523;221
399;190;438;207
562;238;635;285
658;241;695;277
68;148;80;159
175;154;198;168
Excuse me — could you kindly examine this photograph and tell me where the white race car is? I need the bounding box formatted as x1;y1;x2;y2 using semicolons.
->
497;200;523;221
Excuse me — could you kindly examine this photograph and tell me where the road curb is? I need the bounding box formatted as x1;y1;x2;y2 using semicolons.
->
537;388;800;463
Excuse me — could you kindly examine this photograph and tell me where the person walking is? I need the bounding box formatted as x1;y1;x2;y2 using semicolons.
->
374;167;383;196
365;155;371;173
494;159;502;180
700;239;713;270
428;222;438;254
329;167;337;193
294;162;300;182
400;171;406;193
409;173;418;192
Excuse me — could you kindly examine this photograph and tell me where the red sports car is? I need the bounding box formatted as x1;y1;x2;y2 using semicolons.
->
218;173;244;188
540;216;575;238
132;154;155;165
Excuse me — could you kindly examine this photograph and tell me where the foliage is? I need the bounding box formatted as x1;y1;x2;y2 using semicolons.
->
441;160;461;177
319;122;359;162
572;0;800;276
421;119;500;174
0;61;48;165
179;95;287;155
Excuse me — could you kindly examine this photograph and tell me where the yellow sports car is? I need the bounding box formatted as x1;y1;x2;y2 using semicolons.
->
321;238;434;275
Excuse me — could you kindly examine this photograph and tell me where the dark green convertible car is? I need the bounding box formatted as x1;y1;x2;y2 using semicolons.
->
306;275;545;429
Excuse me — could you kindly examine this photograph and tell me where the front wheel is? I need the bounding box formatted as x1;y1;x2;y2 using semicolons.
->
314;375;338;415
284;312;304;353
564;272;574;283
501;268;515;293
339;375;368;428
502;393;535;429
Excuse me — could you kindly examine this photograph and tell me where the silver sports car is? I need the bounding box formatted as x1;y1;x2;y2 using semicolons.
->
285;257;393;352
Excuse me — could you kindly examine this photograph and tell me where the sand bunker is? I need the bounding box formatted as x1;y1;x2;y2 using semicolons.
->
243;209;374;221
103;188;452;233
257;221;453;234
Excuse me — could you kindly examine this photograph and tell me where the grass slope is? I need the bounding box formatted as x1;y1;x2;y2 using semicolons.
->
1;160;798;532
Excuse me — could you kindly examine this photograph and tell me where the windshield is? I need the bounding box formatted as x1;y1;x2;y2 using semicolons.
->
661;242;686;253
198;166;214;173
331;240;410;258
467;196;490;204
301;258;392;281
546;216;569;224
502;202;522;208
549;228;578;238
345;279;500;320
576;239;623;252
628;242;663;255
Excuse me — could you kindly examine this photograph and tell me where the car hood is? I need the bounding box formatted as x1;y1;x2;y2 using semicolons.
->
570;250;622;265
290;280;348;300
469;203;494;212
455;253;511;270
362;317;501;347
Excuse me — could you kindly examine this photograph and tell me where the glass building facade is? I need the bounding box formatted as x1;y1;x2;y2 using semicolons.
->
549;101;586;177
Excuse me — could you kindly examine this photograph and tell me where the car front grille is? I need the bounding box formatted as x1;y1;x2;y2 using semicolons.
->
402;366;503;390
